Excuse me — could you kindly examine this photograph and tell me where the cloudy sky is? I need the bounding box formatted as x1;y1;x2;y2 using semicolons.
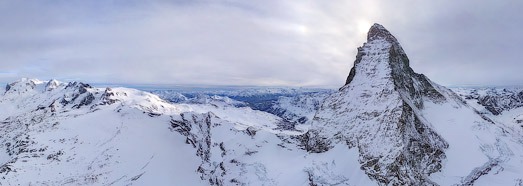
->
1;0;522;87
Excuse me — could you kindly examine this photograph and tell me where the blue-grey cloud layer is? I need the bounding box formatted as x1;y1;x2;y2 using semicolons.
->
1;0;522;87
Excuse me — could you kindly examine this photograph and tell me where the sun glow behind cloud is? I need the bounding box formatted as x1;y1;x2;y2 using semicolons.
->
357;20;372;35
297;25;309;35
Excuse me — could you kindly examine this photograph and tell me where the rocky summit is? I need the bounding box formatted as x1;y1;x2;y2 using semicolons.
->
0;24;522;186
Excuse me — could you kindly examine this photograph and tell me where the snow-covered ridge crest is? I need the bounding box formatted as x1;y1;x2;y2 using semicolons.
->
0;78;213;185
1;78;181;117
0;78;375;185
0;78;299;135
4;78;45;93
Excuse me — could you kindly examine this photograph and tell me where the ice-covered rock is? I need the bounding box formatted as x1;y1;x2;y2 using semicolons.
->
306;23;449;185
453;87;523;115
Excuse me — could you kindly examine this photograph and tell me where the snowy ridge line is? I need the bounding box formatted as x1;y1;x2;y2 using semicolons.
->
452;87;523;115
457;159;500;186
148;86;333;127
0;78;375;185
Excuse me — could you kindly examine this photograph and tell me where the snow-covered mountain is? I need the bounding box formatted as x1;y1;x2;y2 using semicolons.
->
453;87;523;151
150;88;333;125
0;78;204;185
0;78;370;185
265;92;331;124
305;24;523;185
1;23;523;186
149;87;332;112
453;87;523;115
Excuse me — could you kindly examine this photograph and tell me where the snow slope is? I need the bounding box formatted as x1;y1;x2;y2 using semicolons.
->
0;78;374;185
0;79;206;185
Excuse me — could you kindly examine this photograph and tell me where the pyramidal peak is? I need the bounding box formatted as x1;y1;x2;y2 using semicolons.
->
367;23;398;43
302;22;523;186
343;24;442;104
306;23;486;185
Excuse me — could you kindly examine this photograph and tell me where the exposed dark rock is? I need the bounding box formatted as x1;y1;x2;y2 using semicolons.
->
343;47;363;87
459;159;500;186
45;79;60;91
457;88;523;115
245;127;257;137
301;130;332;153
5;83;11;92
170;112;226;185
47;150;64;161
76;93;95;108
100;88;118;105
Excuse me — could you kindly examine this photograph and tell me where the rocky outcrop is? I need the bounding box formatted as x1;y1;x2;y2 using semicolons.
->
307;23;449;185
59;82;96;109
3;78;40;94
456;88;523;115
45;79;61;91
170;112;227;185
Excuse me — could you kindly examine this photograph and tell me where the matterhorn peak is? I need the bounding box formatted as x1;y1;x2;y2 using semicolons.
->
344;23;410;86
308;23;451;185
367;23;399;43
343;23;446;106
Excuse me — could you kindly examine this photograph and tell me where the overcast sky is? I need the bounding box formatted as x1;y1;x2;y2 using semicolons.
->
1;0;522;87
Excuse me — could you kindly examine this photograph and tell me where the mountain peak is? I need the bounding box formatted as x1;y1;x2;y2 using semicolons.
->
309;23;450;185
367;23;398;43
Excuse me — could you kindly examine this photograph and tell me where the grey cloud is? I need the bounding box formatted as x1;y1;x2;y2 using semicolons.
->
1;0;522;87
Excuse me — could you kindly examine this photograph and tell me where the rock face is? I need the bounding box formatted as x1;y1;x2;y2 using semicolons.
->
307;23;450;185
454;88;523;115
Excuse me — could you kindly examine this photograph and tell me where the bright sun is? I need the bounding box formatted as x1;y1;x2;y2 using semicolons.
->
297;25;308;35
357;20;371;34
